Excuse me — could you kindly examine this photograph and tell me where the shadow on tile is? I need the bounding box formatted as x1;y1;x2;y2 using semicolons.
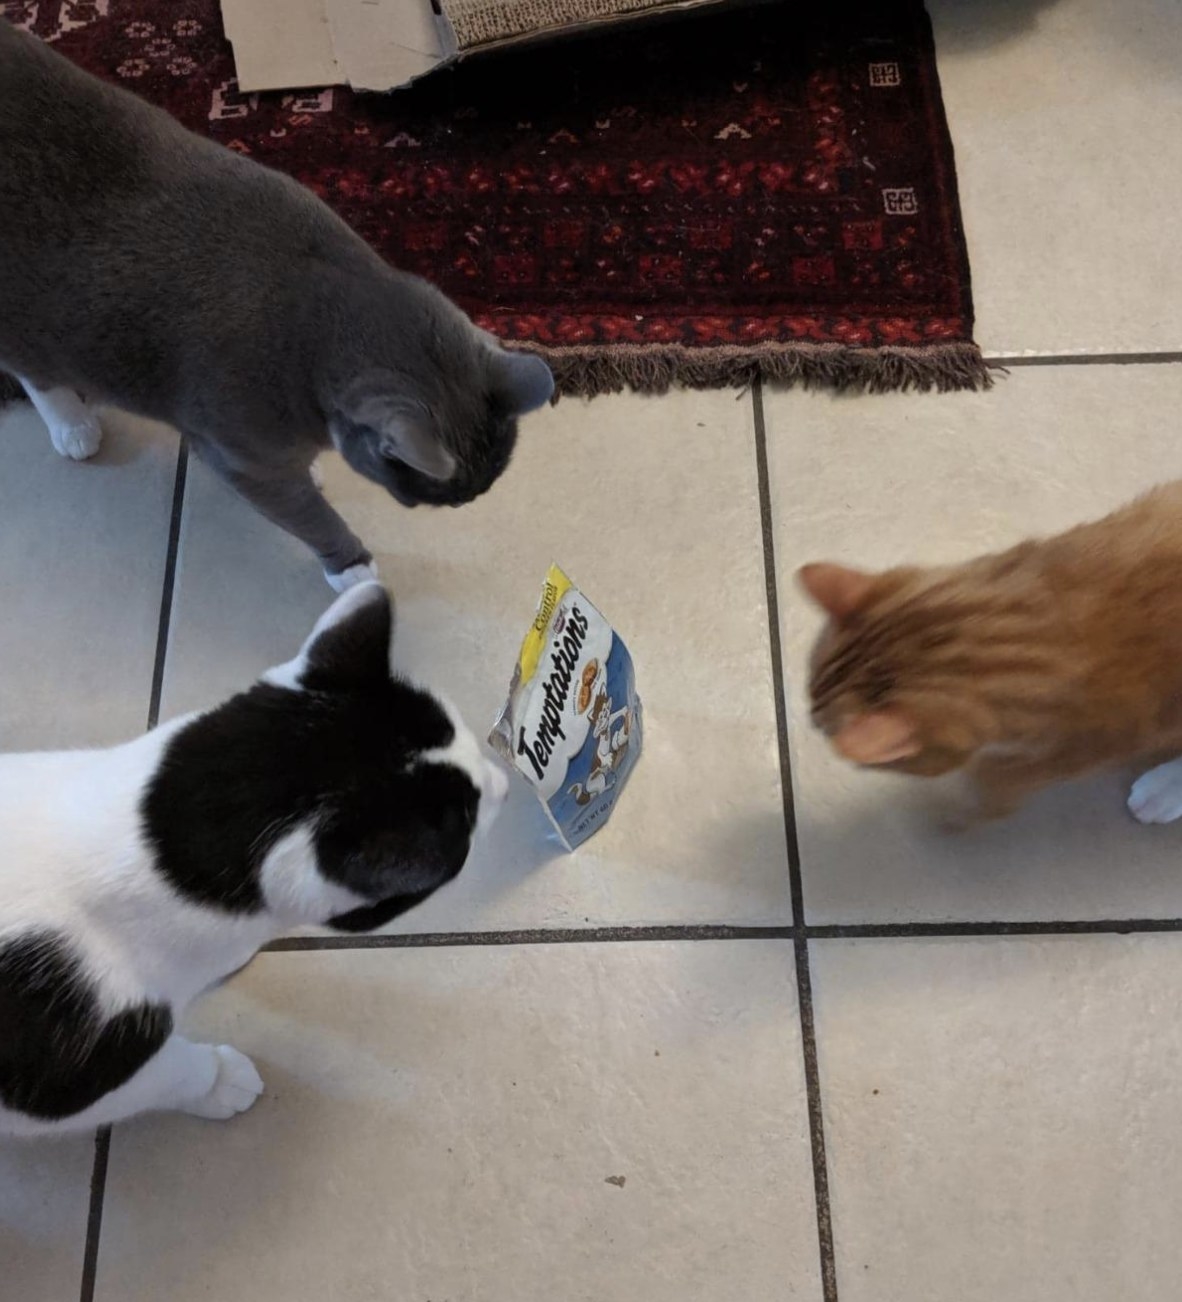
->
796;761;1182;924
935;0;1182;77
930;0;1063;54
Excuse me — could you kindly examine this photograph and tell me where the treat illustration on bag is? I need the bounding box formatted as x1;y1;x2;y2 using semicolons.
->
490;566;642;850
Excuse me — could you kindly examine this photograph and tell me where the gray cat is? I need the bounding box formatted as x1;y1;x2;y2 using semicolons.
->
0;21;553;589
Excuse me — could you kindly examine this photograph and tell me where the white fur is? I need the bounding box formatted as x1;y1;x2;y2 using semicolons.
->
1129;759;1182;824
18;377;103;460
0;585;502;1137
258;824;367;924
0;719;280;1137
0;728;380;1138
325;560;379;593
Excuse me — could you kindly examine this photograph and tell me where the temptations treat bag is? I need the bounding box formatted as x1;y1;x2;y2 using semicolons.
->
490;565;642;851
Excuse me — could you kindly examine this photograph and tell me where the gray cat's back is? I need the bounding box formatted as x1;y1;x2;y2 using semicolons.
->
0;20;370;422
0;18;554;584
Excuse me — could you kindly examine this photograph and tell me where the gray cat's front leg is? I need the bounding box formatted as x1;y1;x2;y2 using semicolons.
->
18;376;103;461
195;446;375;588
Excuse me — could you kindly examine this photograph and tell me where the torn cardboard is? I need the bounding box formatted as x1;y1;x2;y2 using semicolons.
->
221;0;453;93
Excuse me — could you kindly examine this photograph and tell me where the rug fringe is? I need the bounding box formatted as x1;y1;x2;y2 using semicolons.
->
0;345;995;411
528;341;997;399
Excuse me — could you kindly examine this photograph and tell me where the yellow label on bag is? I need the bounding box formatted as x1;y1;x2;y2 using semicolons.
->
516;564;574;685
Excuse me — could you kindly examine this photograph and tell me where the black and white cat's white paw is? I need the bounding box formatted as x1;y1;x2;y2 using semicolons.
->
49;416;104;461
325;560;379;593
1128;759;1182;824
183;1044;265;1121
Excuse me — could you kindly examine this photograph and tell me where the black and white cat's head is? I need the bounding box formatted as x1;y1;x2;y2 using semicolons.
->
142;583;508;932
325;277;553;509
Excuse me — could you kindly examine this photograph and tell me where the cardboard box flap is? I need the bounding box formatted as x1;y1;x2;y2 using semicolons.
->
221;0;450;93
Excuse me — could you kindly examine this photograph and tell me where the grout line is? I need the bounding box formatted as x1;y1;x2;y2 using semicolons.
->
808;918;1182;939
78;1127;110;1302
752;384;805;925
265;924;793;952
752;377;839;1302
263;916;1182;951
792;938;837;1302
985;351;1182;369
146;441;188;731
79;441;188;1300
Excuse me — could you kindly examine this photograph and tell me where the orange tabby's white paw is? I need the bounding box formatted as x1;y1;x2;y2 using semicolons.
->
1128;760;1182;825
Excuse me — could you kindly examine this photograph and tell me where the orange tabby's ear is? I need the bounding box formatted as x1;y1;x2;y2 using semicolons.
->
833;711;920;765
798;563;874;620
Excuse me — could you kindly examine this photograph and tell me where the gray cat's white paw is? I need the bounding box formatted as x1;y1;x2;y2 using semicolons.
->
309;459;325;490
325;560;378;593
183;1045;264;1121
1128;760;1182;824
49;417;103;461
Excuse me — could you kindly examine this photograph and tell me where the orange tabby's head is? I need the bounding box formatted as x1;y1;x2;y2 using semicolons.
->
798;560;1017;777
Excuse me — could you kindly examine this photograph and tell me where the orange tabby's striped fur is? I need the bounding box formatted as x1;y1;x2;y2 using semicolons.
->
799;482;1182;821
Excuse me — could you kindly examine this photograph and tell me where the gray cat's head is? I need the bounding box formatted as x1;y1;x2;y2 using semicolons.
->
325;276;553;508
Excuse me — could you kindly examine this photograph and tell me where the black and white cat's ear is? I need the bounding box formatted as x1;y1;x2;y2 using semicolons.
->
267;582;395;693
378;411;457;482
487;347;554;414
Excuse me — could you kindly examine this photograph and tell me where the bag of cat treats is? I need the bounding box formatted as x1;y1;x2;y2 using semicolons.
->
490;565;642;851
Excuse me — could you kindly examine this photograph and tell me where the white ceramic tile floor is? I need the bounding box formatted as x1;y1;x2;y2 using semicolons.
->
810;936;1182;1302
1;1137;95;1302
5;7;1182;1302
94;943;819;1302
929;0;1182;358
0;404;177;749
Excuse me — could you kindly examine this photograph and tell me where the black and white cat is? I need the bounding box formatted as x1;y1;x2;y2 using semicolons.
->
0;583;508;1138
0;20;553;590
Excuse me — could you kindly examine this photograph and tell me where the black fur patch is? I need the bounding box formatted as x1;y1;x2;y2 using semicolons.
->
326;888;436;933
141;591;478;923
300;589;393;694
0;931;172;1120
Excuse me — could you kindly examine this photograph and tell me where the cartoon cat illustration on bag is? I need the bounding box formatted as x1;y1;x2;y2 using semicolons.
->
568;664;633;808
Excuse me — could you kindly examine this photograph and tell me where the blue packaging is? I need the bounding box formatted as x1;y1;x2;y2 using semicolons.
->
490;565;643;851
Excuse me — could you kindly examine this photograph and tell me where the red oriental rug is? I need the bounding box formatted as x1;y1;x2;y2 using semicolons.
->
3;0;989;396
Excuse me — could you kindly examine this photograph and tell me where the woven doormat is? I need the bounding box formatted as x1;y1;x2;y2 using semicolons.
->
8;0;987;395
440;0;711;52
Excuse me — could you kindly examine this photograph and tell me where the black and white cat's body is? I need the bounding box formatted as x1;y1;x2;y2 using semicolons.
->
0;584;507;1138
0;20;553;589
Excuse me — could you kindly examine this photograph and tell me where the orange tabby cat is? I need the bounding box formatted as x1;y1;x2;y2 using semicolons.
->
799;482;1182;824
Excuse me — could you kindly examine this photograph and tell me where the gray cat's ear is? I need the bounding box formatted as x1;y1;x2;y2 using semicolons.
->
488;348;554;414
378;413;457;482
